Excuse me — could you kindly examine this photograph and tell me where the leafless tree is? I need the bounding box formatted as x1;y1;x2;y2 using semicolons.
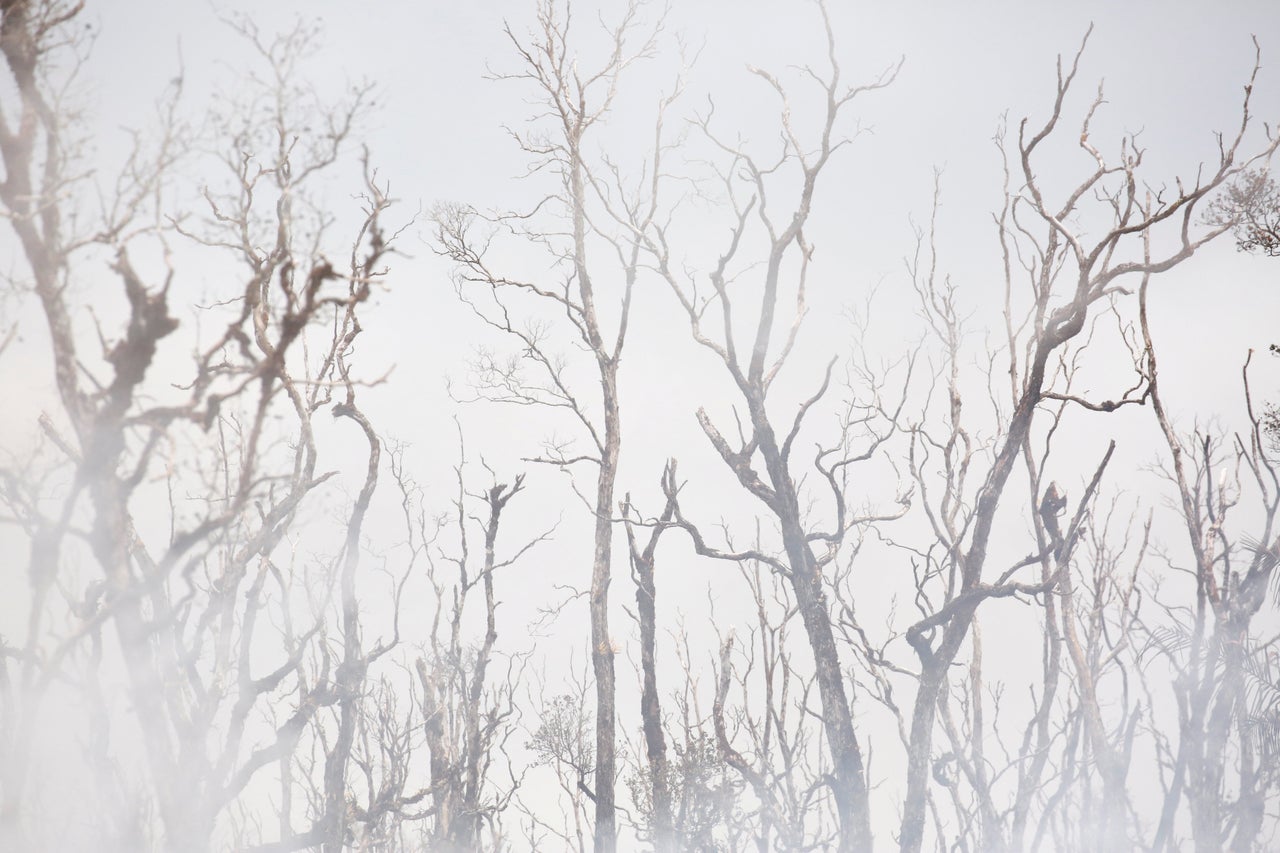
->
622;464;678;852
863;29;1279;853
433;3;668;849
1138;294;1280;852
4;2;1280;851
631;3;907;848
411;440;545;851
0;3;408;850
629;9;1277;853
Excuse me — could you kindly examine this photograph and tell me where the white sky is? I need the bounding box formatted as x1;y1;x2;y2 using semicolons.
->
3;0;1280;847
71;0;1280;425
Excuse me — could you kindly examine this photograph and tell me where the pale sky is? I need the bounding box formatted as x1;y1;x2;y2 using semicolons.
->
73;0;1280;431
4;0;1280;847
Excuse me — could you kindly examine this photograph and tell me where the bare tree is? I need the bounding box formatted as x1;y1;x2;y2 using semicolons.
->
633;4;905;849
622;9;1279;853
4;3;1280;851
412;440;545;851
873;31;1278;853
0;3;405;849
622;464;678;852
433;3;668;849
1139;292;1280;853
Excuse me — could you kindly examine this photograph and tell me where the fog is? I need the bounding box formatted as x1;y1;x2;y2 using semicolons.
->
1;1;1278;851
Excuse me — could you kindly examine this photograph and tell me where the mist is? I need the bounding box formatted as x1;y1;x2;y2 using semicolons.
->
1;1;1279;851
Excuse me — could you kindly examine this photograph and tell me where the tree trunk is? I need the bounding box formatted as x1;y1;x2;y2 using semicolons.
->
591;367;621;853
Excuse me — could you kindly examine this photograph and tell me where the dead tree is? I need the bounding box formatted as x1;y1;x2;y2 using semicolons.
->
0;4;404;849
621;464;678;853
1140;290;1280;852
433;3;667;849
636;4;905;849
413;440;545;851
886;32;1279;853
